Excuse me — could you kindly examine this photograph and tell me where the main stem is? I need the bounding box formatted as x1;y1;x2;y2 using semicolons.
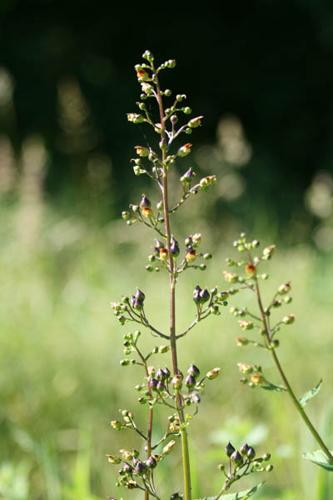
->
254;275;333;462
155;78;192;500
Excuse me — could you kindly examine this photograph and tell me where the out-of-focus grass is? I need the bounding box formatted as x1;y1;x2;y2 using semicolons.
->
1;201;333;499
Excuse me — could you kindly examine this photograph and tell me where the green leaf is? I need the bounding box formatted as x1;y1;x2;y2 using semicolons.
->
197;482;263;499
299;379;322;407
261;382;286;392
303;450;333;471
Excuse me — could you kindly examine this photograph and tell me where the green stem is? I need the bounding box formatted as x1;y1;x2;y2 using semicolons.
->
253;273;333;463
154;71;192;500
271;348;333;462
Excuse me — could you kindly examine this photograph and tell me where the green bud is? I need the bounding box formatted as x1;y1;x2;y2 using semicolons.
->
183;106;192;114
159;345;169;353
142;50;154;62
282;314;295;325
206;367;221;380
127;113;145;124
188;116;203;128
110;420;122;430
120;359;130;366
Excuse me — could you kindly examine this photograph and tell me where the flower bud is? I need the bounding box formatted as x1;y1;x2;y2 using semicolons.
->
186;247;196;263
135;145;149;157
199;175;216;190
245;263;256;275
136;68;149;82
193;285;202;304
156;381;165;392
142;50;154;62
199;288;210;303
146;455;157;468
231;450;243;466
236;336;249;346
262;245;276;260
225;442;235;457
183;106;192;114
239;320;254;331
266;464;274;472
123;462;133;473
122;211;131;221
162;367;171;379
159;247;169;261
148;378;159;391
170;236;180;257
166;59;176;68
247;447;256;459
180;167;196;184
111;420;122;430
238;363;253;374
140;194;152;217
188;364;200;377
192;233;202;246
185;374;196;388
282;314;295;325
240;443;250;456
278;282;291;295
127;113;145;124
134;460;146;475
250;372;264;385
177;143;192;157
159;345;169;354
171;373;183;390
106;454;121;464
188;115;203;128
206;367;221;380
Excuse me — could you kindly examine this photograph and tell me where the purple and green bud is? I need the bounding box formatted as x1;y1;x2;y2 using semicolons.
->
145;455;157;469
181;167;196;184
225;442;235;457
170;236;180;257
231;450;243;466
188;364;200;377
185;374;196;388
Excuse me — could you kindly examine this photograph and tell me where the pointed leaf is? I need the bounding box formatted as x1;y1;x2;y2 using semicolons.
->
197;482;263;499
303;450;333;471
299;379;322;407
261;382;286;392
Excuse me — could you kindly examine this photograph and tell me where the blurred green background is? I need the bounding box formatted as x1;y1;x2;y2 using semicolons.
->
1;1;333;499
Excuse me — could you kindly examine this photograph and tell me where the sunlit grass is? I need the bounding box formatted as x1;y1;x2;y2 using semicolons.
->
1;202;333;498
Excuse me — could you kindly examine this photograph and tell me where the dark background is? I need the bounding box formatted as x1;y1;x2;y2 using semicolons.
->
1;0;333;238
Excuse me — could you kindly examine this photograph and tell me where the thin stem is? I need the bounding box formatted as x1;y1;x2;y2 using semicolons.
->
134;343;155;500
252;267;333;462
154;74;192;500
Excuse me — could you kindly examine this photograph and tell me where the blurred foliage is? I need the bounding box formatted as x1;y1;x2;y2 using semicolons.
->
0;194;333;497
1;1;333;243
